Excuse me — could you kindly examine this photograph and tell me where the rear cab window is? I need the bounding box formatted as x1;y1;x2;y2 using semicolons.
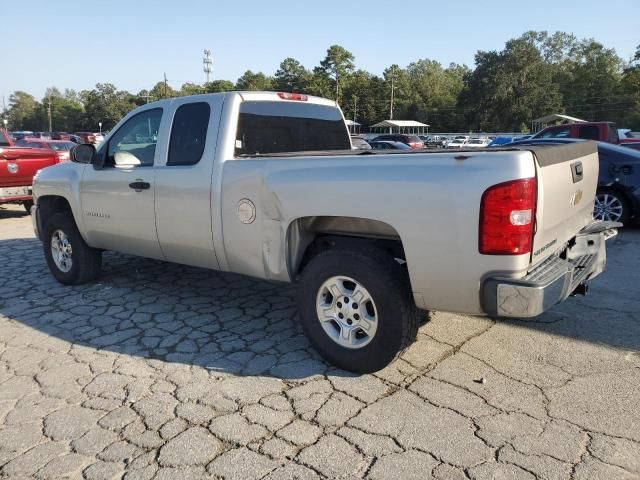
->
234;101;350;156
578;125;599;140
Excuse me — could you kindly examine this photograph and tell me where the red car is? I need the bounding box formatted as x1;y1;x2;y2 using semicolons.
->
532;122;640;145
75;131;97;144
0;129;60;212
16;138;76;163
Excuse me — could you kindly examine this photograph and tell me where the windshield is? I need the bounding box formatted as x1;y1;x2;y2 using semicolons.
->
48;142;75;151
469;140;484;144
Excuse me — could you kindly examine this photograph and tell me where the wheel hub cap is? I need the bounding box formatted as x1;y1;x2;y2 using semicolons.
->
316;276;378;349
51;229;73;273
594;194;623;222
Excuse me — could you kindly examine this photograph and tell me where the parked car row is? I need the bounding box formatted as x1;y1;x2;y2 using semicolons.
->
6;130;105;145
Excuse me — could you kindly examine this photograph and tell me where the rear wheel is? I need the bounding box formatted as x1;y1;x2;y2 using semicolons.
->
43;212;102;285
297;245;421;373
594;189;629;224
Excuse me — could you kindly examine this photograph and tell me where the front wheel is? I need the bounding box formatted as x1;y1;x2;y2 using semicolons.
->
594;190;629;224
43;212;102;285
297;245;421;373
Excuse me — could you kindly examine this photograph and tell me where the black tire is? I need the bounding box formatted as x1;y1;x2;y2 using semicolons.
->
594;189;630;224
23;200;34;214
297;245;421;373
43;212;102;285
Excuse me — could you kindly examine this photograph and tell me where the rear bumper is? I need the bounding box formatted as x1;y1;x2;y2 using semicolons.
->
481;221;620;317
0;185;32;203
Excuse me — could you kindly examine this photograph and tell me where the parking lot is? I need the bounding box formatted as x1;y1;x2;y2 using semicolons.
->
0;204;638;480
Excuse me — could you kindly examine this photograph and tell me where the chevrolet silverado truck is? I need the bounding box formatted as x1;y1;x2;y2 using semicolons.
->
31;92;618;373
1;128;59;212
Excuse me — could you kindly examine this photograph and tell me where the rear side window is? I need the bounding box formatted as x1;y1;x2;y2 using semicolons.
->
168;102;211;166
578;125;599;140
235;101;350;156
608;125;619;144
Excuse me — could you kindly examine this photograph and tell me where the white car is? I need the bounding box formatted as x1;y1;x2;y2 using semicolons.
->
466;138;491;148
446;138;468;148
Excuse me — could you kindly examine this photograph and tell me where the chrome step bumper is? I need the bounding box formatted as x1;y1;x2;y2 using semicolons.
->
481;221;620;318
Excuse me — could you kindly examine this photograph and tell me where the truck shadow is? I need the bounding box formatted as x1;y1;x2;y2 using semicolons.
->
0;206;30;219
0;235;638;381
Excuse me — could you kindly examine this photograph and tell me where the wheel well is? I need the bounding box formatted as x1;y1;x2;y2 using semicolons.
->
287;216;406;278
37;196;73;223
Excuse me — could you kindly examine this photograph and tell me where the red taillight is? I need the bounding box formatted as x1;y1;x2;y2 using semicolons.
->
277;92;308;101
479;177;536;255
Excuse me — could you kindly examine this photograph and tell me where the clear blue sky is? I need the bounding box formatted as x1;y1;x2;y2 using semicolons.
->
3;0;639;102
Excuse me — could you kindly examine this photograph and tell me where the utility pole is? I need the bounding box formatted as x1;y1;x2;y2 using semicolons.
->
353;96;358;123
163;73;168;99
389;65;395;121
47;92;53;132
203;49;213;83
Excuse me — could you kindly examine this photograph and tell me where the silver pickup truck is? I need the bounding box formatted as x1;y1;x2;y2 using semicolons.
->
31;91;618;372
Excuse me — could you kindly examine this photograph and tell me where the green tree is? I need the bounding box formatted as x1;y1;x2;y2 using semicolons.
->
180;82;205;96
274;58;309;92
43;87;85;131
236;71;274;91
6;91;41;130
341;70;387;126
203;80;235;93
460;37;563;131
81;83;136;130
319;45;355;102
149;81;177;100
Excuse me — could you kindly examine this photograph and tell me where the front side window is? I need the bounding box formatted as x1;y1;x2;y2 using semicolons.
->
235;101;350;156
106;108;162;167
167;102;210;166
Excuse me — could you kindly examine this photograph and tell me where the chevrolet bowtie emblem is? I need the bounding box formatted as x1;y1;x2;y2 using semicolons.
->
570;189;583;206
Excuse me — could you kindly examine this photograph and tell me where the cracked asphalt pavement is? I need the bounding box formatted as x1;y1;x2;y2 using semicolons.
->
1;204;639;480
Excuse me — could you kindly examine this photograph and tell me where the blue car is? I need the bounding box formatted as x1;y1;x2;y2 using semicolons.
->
492;138;640;224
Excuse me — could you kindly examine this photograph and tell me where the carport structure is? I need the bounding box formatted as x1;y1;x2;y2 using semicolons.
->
369;120;430;135
531;113;587;133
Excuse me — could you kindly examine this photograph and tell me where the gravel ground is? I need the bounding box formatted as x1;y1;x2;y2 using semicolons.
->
0;204;639;480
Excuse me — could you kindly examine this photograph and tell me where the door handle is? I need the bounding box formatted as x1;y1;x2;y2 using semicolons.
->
129;181;150;191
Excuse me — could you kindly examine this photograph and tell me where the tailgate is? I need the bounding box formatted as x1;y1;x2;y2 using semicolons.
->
529;142;599;267
0;148;58;187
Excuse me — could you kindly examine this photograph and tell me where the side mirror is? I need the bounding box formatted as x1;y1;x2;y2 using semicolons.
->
114;151;141;167
70;143;95;164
